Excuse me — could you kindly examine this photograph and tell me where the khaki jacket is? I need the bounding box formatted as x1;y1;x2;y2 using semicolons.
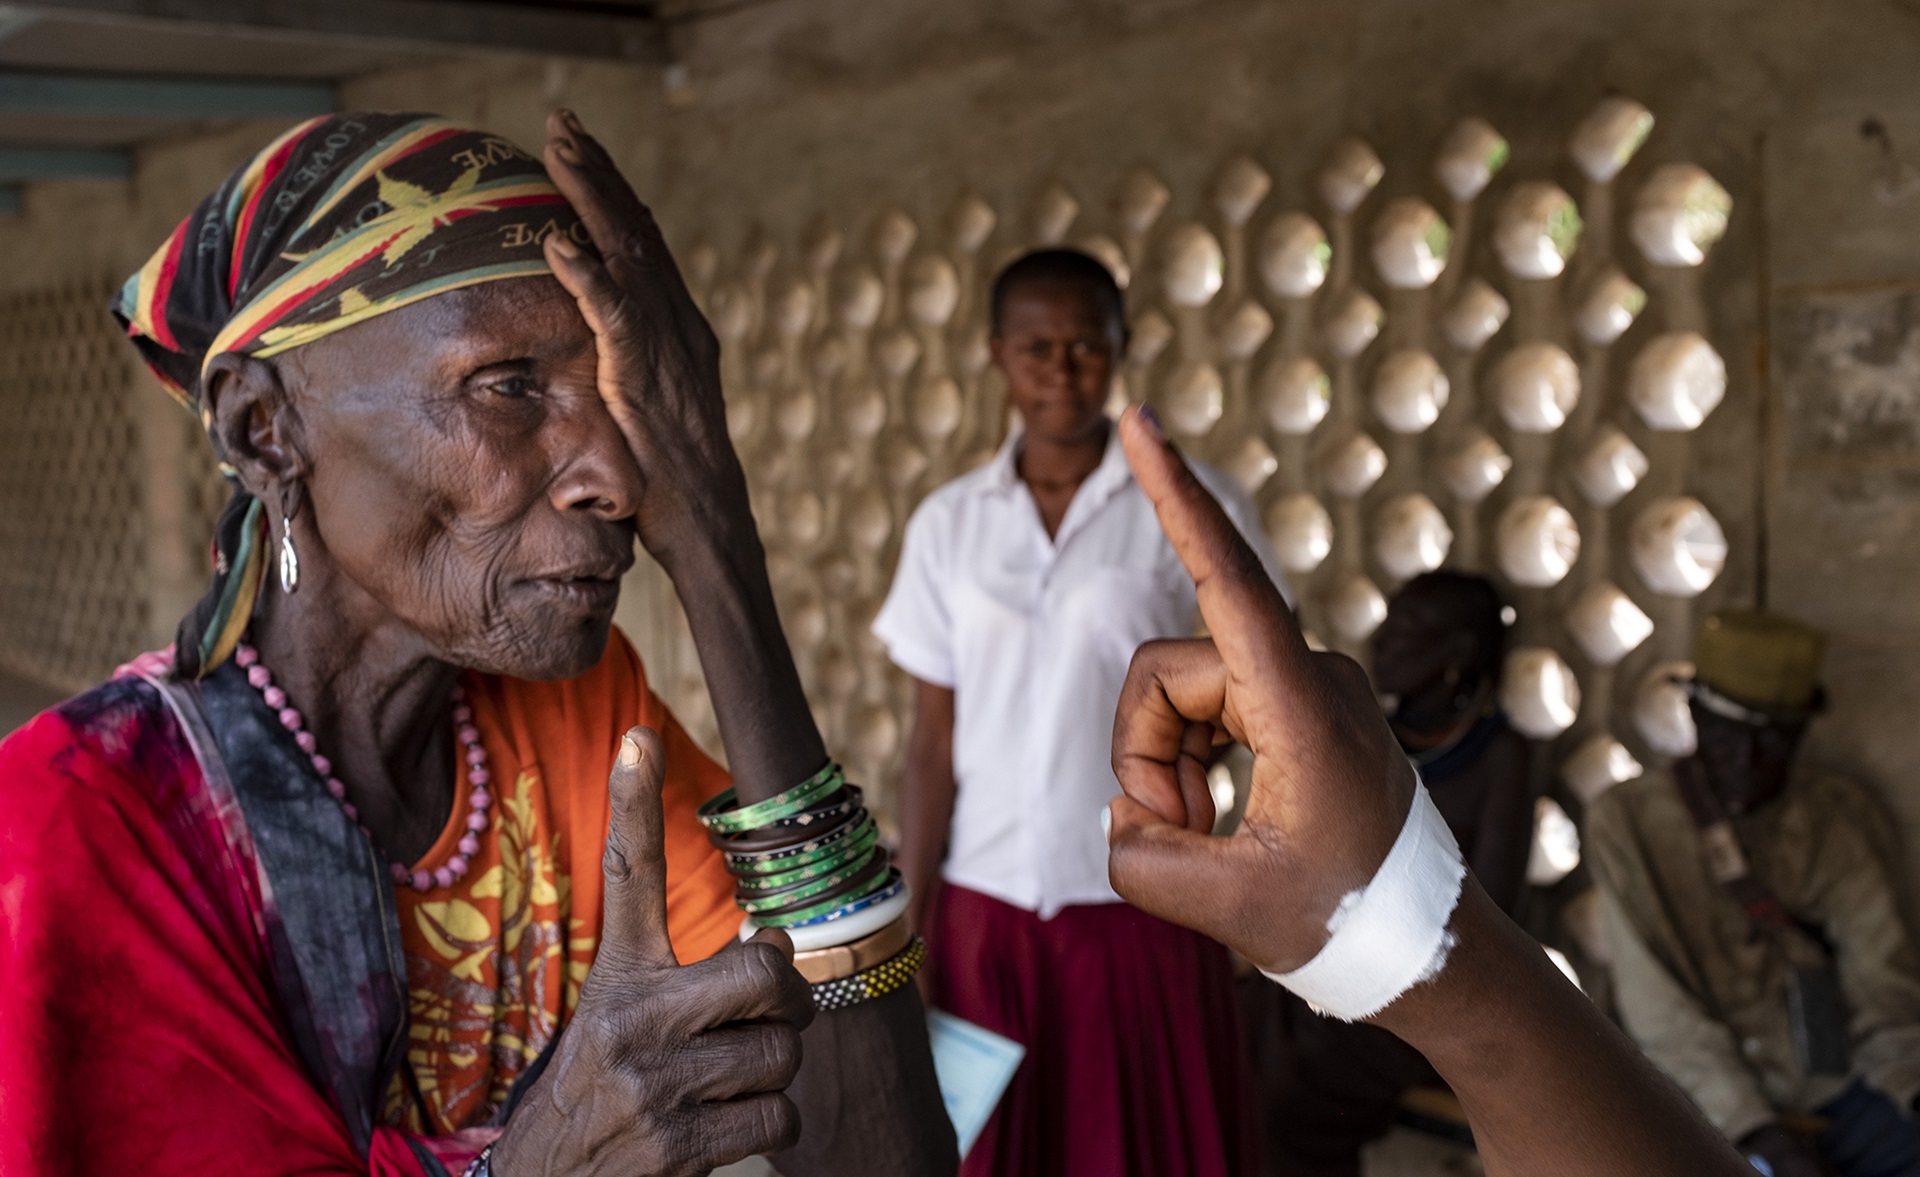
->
1586;767;1920;1141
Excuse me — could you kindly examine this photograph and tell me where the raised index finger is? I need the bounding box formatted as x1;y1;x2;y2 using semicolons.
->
1118;406;1312;701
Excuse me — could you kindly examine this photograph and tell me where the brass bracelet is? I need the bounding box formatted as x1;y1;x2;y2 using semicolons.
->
791;913;916;984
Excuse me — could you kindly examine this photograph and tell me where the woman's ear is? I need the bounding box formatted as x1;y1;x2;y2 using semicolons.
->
203;352;310;500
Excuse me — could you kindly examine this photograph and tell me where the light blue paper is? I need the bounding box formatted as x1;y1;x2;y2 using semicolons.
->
927;1009;1026;1159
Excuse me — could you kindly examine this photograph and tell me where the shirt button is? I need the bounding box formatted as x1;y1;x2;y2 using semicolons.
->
1742;1038;1763;1058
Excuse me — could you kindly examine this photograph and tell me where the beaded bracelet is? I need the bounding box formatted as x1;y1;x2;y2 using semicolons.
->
697;762;845;836
811;936;927;1014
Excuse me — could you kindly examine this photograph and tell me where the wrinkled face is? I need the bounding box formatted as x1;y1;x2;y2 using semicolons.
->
991;279;1119;447
275;276;640;680
1691;702;1807;815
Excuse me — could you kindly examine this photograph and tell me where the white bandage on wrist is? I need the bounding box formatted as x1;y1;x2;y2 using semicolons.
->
1261;781;1466;1022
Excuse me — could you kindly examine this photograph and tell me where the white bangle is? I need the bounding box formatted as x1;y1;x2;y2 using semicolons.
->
740;883;913;952
1261;780;1466;1022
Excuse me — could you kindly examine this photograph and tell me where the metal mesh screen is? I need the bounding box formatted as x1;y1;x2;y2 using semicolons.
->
0;280;149;691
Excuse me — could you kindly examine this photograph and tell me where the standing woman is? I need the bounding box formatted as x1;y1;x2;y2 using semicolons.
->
873;249;1286;1177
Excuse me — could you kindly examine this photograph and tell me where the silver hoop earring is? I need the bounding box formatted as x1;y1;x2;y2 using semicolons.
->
279;514;300;594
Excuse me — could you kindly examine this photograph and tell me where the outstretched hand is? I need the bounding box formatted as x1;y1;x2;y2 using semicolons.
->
1108;405;1749;1176
491;727;815;1176
1106;405;1415;974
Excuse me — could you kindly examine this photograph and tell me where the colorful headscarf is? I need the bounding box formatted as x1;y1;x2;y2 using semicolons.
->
114;113;582;677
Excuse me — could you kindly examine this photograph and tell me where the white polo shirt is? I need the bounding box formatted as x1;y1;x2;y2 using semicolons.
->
872;426;1287;918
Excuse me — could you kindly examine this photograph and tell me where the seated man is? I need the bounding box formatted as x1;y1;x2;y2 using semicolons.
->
1588;611;1920;1177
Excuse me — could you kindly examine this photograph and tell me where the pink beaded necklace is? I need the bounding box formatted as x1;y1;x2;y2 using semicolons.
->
232;642;494;893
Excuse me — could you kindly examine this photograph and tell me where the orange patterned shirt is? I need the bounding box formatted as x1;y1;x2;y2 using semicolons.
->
383;629;742;1133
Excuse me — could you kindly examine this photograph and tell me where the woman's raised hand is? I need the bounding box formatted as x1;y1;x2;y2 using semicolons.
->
491;727;814;1176
538;106;832;802
539;110;749;561
1106;406;1415;974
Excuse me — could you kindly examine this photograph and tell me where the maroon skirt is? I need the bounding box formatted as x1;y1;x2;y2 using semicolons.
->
928;883;1261;1177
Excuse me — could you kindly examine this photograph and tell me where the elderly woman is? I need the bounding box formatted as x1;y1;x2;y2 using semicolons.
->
0;111;951;1176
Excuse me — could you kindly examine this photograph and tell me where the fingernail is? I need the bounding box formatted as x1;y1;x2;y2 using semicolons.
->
554;138;581;166
1100;805;1114;844
619;732;641;767
1137;404;1165;441
562;109;584;132
547;233;581;259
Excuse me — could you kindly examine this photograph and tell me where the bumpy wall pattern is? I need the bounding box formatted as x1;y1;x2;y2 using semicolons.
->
674;97;1736;848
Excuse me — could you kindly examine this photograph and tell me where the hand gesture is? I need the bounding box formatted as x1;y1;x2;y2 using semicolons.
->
1106;407;1752;1177
491;727;815;1175
1105;407;1417;974
539;110;750;562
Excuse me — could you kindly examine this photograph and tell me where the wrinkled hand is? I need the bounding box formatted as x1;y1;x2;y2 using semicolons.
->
492;727;815;1176
1737;1124;1826;1177
540;110;748;561
1105;406;1416;975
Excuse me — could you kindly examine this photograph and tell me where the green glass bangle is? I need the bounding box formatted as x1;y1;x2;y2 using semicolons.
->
736;847;881;914
734;822;878;889
726;811;869;873
698;762;843;835
749;867;900;929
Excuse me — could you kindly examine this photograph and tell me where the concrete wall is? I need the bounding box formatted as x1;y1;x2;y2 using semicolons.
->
1;0;1917;884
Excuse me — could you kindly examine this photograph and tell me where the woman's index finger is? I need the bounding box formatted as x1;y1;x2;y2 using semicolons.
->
1117;406;1311;690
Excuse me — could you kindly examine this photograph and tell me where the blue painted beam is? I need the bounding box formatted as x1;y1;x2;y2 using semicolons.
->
0;147;133;182
0;186;20;215
0;70;335;121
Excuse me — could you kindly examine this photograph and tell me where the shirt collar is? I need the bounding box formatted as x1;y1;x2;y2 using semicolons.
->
983;417;1132;501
